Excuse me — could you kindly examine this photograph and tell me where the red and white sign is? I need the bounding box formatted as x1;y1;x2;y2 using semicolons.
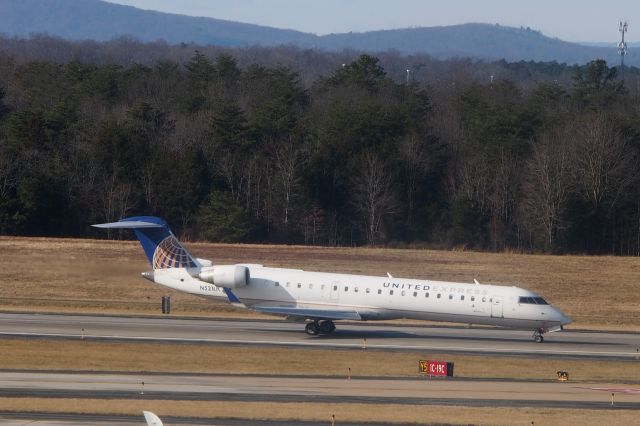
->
419;360;453;376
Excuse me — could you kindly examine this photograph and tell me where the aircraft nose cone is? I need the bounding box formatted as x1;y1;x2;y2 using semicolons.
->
557;310;572;326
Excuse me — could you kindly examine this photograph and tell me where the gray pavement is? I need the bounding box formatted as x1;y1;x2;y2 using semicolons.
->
1;313;639;359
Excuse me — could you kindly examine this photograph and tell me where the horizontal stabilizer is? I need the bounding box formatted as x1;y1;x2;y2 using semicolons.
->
252;305;361;321
92;220;164;229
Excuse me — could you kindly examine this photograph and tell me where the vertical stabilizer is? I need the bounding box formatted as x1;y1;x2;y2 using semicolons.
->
143;411;163;426
92;216;198;269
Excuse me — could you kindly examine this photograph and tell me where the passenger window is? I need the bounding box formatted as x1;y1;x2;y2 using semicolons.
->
344;286;349;292
297;283;302;288
390;290;394;295
471;296;475;301
286;282;290;288
354;287;359;293
437;294;441;299
333;285;338;291
401;290;406;296
460;295;464;301
413;291;417;297
425;292;429;298
309;284;313;289
482;297;486;302
449;294;453;300
378;289;382;294
366;288;370;294
321;284;325;290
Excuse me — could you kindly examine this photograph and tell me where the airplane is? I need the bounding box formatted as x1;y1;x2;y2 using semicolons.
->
93;216;571;343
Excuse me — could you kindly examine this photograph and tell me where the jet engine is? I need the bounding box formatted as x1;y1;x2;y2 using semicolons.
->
198;265;249;288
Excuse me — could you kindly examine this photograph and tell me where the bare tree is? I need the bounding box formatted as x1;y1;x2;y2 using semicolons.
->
273;136;300;228
455;152;492;214
488;150;519;250
571;115;637;211
520;129;574;250
351;151;398;245
100;169;134;238
398;134;430;230
0;150;17;200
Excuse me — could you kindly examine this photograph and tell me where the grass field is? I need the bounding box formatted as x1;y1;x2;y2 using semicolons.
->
2;338;640;381
1;236;640;329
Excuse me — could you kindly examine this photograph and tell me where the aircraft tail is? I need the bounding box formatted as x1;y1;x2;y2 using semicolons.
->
143;411;163;426
92;216;198;269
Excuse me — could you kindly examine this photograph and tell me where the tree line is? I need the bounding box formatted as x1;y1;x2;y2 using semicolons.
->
1;44;639;254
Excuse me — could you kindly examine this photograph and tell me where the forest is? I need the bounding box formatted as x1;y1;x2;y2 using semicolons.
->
1;37;639;254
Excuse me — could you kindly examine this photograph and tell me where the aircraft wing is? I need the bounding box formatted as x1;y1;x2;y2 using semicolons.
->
251;305;362;321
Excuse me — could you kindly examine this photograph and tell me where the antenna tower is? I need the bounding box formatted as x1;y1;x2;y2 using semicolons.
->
618;21;628;77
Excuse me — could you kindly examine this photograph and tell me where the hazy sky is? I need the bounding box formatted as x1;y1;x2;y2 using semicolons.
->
105;0;638;42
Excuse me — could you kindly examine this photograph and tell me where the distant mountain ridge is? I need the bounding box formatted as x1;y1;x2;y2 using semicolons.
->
0;0;636;66
0;0;315;46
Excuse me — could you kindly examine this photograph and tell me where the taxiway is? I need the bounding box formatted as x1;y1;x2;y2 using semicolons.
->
0;313;639;360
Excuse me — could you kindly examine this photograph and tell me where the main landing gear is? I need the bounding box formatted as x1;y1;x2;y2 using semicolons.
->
305;320;336;336
533;328;545;343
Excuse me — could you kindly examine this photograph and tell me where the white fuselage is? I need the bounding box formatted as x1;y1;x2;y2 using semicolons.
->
151;264;570;331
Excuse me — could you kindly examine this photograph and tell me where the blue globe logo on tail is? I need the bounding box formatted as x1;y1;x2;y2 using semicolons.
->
153;235;196;269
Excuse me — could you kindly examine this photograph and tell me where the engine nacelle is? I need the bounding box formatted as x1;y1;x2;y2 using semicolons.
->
198;265;249;288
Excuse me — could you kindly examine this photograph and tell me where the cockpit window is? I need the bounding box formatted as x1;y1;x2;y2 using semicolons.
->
519;296;549;305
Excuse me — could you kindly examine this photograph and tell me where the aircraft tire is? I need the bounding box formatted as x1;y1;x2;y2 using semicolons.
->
534;335;544;343
305;322;319;336
319;320;335;334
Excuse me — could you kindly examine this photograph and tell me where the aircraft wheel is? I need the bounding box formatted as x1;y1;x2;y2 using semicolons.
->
319;320;335;334
534;335;544;343
305;322;319;336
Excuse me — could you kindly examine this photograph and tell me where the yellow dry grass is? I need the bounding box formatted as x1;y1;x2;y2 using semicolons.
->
2;338;639;382
1;236;640;328
0;398;637;426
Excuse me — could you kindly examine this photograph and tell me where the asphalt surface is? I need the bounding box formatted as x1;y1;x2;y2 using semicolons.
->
1;313;639;360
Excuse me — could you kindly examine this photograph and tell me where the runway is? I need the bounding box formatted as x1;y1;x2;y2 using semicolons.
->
0;313;639;359
0;371;639;410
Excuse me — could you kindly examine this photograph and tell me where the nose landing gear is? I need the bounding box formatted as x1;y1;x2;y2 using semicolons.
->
305;320;336;336
533;328;545;343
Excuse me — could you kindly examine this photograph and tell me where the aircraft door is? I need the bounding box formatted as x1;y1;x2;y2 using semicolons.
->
330;281;340;302
491;296;504;318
